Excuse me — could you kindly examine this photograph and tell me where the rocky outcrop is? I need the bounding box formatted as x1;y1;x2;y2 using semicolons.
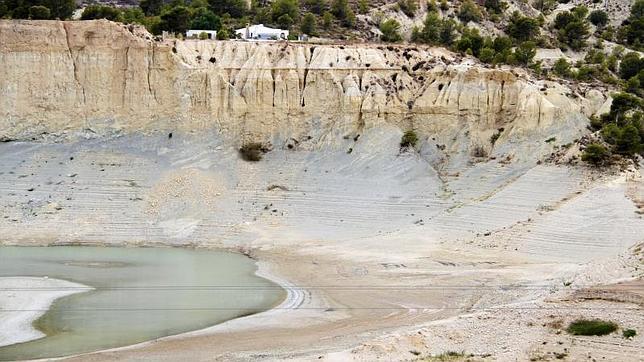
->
0;20;594;155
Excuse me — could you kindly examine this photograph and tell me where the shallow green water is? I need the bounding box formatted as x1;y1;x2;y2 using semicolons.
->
0;246;285;361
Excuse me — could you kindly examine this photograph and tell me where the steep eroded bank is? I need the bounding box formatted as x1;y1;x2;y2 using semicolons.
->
1;19;604;166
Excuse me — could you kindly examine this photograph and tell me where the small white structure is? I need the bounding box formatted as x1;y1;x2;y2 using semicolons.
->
235;24;289;40
186;30;217;39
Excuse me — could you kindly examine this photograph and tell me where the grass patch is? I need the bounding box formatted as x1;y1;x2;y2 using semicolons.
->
566;319;618;336
239;142;268;162
623;329;637;338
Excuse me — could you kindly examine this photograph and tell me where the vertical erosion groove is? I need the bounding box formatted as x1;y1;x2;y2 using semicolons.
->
62;22;86;105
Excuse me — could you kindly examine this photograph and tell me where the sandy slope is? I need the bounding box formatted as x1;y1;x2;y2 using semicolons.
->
0;131;642;361
0;277;91;348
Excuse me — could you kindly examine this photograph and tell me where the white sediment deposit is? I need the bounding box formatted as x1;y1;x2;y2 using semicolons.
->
0;277;91;347
0;19;642;361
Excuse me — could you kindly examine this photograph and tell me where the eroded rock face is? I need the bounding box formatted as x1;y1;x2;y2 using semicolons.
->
0;20;591;157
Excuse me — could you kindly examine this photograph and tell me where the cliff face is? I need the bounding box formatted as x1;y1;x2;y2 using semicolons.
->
0;20;597;154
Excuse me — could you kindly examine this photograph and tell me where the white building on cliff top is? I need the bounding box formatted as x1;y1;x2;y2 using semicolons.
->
235;24;289;40
186;30;217;39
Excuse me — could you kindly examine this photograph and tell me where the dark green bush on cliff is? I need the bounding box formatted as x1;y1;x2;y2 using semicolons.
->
581;143;609;166
507;11;541;42
28;5;50;19
566;319;618;336
1;0;75;19
619;0;644;50
585;92;644;166
81;5;122;21
623;329;637;338
411;11;456;46
588;10;608;28
458;0;482;23
380;19;402;42
553;6;591;50
239;142;269;162
400;130;419;149
397;0;418;18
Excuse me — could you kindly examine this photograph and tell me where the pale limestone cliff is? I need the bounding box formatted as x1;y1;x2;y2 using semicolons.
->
0;20;597;156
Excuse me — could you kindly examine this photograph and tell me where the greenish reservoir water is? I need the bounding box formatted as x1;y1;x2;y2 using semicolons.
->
0;246;285;361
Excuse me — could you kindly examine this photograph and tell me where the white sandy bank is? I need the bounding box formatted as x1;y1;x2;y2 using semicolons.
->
0;277;92;347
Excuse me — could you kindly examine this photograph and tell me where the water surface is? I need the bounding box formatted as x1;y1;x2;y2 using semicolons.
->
0;246;284;361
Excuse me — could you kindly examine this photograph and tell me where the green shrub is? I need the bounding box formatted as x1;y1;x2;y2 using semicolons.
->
301;12;317;35
209;0;247;18
121;7;146;25
554;8;591;50
622;0;644;50
6;0;75;19
615;124;642;155
533;0;558;13
588;9;608;27
159;5;192;34
427;0;438;13
581;143;610;166
380;19;402;42
413;13;456;46
81;5;122;21
272;0;299;27
358;0;368;14
28;5;50;19
507;11;541;41
304;0;327;14
609;92;642;120
458;0;482;23
479;47;495;63
398;0;418;17
455;27;484;56
239;142;268;162
342;7;356;27
400;130;419;149
418;11;442;43
331;0;347;17
585;48;606;64
322;11;334;28
485;0;506;14
514;41;537;65
576;64;599;81
623;329;637;338
566;319;618;335
190;8;221;31
553;58;572;77
216;28;229;40
493;36;513;53
619;52;643;80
